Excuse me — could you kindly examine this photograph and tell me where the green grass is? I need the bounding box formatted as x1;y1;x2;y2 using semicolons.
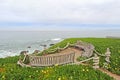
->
0;38;120;80
39;38;120;75
0;64;114;80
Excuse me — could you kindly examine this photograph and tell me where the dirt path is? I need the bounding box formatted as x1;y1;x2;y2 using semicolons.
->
49;47;82;62
46;48;120;80
99;68;120;80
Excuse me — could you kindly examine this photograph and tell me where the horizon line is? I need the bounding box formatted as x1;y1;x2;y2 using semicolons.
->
0;28;120;32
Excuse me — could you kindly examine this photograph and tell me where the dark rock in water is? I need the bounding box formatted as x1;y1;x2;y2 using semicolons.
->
20;51;29;55
40;44;47;47
40;44;47;50
50;44;54;46
33;50;40;54
27;46;31;48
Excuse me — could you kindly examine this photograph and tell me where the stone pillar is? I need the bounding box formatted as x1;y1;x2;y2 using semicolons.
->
76;40;82;45
93;54;99;69
105;48;111;63
103;48;111;69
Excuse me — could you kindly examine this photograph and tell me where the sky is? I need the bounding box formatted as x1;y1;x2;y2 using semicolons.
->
0;0;120;31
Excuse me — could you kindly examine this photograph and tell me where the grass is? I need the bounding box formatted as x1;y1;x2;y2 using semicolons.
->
0;64;114;80
0;38;120;80
39;38;120;75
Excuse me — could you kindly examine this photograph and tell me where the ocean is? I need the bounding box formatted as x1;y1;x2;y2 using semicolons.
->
0;30;119;58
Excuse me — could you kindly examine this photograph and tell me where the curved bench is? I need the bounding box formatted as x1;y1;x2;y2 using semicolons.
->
29;52;75;67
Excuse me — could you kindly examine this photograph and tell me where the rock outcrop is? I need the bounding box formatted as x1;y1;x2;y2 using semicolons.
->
75;41;94;57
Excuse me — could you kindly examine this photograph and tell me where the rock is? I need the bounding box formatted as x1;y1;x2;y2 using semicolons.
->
27;46;31;48
40;44;47;50
75;40;95;57
20;51;29;55
74;45;85;51
50;44;54;46
33;50;40;54
40;44;47;47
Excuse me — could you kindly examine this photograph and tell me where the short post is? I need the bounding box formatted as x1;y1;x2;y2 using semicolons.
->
93;54;99;69
103;48;111;69
57;47;60;53
105;48;111;63
76;40;82;45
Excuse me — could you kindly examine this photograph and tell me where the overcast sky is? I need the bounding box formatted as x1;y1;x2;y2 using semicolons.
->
0;0;120;31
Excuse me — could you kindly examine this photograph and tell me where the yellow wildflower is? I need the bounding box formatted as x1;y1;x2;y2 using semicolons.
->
29;75;32;78
70;76;73;79
55;64;59;66
36;70;38;72
58;77;61;80
44;71;46;74
41;70;44;73
82;69;85;72
118;50;120;53
86;69;89;72
2;75;5;79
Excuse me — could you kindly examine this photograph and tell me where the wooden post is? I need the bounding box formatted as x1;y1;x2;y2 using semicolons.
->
93;54;99;69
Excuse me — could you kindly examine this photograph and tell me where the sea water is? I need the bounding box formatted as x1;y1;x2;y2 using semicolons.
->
0;30;119;58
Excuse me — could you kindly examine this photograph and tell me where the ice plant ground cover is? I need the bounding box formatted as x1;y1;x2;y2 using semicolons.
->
0;38;120;80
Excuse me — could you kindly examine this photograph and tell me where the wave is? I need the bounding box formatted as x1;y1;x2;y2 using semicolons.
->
38;38;64;45
0;38;64;58
32;38;63;44
0;50;18;58
51;38;63;41
0;49;36;58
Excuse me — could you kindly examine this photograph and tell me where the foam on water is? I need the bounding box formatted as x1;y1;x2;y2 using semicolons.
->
51;38;63;41
0;30;119;58
0;37;63;58
0;50;17;58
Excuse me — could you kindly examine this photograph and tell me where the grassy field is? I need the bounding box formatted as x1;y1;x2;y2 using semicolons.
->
0;38;120;80
47;38;120;75
0;61;114;80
